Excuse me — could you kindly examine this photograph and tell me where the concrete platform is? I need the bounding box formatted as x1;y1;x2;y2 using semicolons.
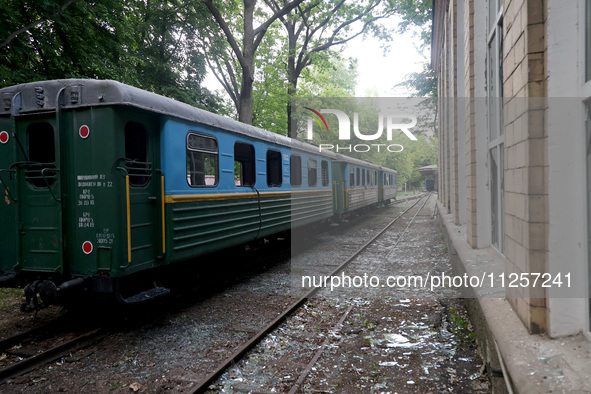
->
438;201;591;393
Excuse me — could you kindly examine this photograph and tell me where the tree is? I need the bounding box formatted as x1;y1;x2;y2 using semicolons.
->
201;0;306;124
267;0;397;137
0;0;223;111
394;0;437;98
130;0;223;110
0;0;81;50
0;0;132;86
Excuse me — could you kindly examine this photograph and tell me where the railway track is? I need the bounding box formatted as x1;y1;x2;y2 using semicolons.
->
0;321;107;385
190;193;432;393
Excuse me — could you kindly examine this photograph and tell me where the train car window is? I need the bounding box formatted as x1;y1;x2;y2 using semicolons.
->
187;132;218;187
126;122;151;187
366;169;370;185
307;158;317;186
290;155;302;186
26;122;56;188
356;168;360;186
267;150;282;187
362;169;365;186
374;171;377;185
234;142;255;186
321;160;329;186
350;167;355;186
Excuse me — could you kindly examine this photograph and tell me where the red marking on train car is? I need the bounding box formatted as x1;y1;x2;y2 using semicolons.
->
82;241;93;254
79;125;90;139
0;131;9;144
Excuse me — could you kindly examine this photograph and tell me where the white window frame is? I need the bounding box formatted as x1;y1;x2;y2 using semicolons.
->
487;0;504;253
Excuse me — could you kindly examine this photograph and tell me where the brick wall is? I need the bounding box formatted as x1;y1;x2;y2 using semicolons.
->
464;0;477;246
502;0;548;333
433;0;549;334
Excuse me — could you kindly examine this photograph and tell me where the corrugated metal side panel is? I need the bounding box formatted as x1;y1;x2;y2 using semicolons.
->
290;191;334;227
384;187;397;200
258;194;292;237
169;198;260;261
347;188;379;211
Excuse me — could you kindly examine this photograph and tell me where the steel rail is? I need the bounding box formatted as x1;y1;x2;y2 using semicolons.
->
0;328;107;384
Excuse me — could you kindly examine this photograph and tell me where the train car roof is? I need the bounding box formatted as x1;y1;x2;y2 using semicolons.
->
333;154;398;174
0;79;396;173
0;79;337;158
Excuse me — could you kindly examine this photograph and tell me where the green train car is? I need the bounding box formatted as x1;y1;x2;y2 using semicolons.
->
0;79;397;311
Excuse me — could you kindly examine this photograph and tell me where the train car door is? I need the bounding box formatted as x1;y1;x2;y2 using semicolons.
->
117;116;161;271
378;171;384;201
15;117;64;274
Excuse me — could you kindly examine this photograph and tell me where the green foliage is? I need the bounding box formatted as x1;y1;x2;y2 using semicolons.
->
252;46;358;134
298;55;358;98
397;62;438;98
0;0;224;112
394;0;433;35
395;0;437;98
252;24;291;134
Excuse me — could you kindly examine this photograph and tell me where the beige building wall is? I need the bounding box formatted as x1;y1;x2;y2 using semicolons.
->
463;0;477;247
433;0;550;333
502;0;548;333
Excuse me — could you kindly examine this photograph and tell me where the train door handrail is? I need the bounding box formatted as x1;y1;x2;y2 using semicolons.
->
40;167;61;202
114;166;132;268
0;169;17;202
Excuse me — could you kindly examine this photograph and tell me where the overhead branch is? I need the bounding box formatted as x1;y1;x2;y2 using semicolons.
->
202;0;247;67
206;54;239;108
252;0;305;51
1;0;82;49
298;5;392;75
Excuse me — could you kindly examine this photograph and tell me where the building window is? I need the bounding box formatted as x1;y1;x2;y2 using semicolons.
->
321;160;329;186
308;158;317;187
488;0;504;252
586;104;591;327
587;0;591;81
187;132;218;187
234;142;255;187
290;155;302;186
266;150;282;187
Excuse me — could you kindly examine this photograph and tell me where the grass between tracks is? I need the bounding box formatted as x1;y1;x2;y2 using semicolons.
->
0;288;21;310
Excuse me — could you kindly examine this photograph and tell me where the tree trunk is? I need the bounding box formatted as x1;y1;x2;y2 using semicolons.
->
287;77;298;138
238;0;256;124
238;66;254;123
286;25;298;138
